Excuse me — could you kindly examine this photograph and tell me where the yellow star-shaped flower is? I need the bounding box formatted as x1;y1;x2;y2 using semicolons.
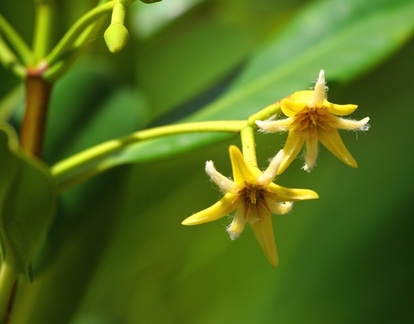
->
256;70;370;174
182;145;318;267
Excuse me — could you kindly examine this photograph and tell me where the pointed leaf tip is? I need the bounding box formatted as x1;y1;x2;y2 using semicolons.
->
0;124;56;281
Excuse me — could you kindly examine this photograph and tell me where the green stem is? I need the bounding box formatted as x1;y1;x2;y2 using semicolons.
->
0;14;32;64
52;120;246;180
45;1;116;67
44;15;105;81
247;100;282;126
44;0;136;81
240;126;257;167
0;262;17;324
0;35;25;78
32;0;57;64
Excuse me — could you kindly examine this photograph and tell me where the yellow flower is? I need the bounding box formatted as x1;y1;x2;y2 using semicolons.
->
182;145;318;267
256;70;370;174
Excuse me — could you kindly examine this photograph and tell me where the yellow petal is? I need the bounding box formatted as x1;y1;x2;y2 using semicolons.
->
277;131;306;174
249;212;279;267
290;90;313;103
317;128;358;168
229;146;259;186
182;193;237;225
325;102;358;116
281;98;307;117
267;183;319;201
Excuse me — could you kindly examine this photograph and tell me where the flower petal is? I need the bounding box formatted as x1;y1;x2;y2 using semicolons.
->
256;118;293;132
303;135;319;172
277;131;306;174
267;183;319;201
182;193;238;225
227;207;247;240
281;98;307;117
229;145;259;186
265;197;293;215
317;128;358;168
290;90;313;104
258;149;284;186
249;212;279;267
307;70;327;108
335;116;370;131
205;160;238;193
326;102;358;116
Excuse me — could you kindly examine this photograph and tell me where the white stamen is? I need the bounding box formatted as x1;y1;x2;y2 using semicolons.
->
308;69;327;107
205;161;238;193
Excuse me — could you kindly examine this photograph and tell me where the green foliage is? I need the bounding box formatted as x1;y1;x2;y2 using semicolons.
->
0;125;56;280
0;0;414;323
53;0;414;187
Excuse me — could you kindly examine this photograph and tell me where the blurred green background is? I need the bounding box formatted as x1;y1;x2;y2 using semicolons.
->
1;0;414;323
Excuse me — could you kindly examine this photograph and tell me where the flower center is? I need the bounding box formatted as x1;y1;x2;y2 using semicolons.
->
292;106;334;133
237;183;270;222
239;183;264;205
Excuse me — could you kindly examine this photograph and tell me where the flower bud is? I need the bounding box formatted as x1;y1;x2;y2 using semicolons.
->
104;2;129;53
104;23;130;53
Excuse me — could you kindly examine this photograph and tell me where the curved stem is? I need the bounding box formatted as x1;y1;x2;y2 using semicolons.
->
247;100;282;126
45;1;116;67
0;14;32;64
43;15;106;81
240;126;257;167
52;120;246;180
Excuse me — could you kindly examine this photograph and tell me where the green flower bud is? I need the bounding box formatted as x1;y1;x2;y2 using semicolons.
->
104;23;130;53
104;2;130;53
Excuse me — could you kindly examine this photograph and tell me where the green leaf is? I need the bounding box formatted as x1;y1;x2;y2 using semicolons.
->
135;12;258;121
0;84;24;122
54;0;414;186
0;124;56;280
13;34;414;324
133;0;298;121
107;0;414;154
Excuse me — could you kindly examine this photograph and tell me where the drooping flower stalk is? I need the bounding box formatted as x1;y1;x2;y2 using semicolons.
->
182;145;319;267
